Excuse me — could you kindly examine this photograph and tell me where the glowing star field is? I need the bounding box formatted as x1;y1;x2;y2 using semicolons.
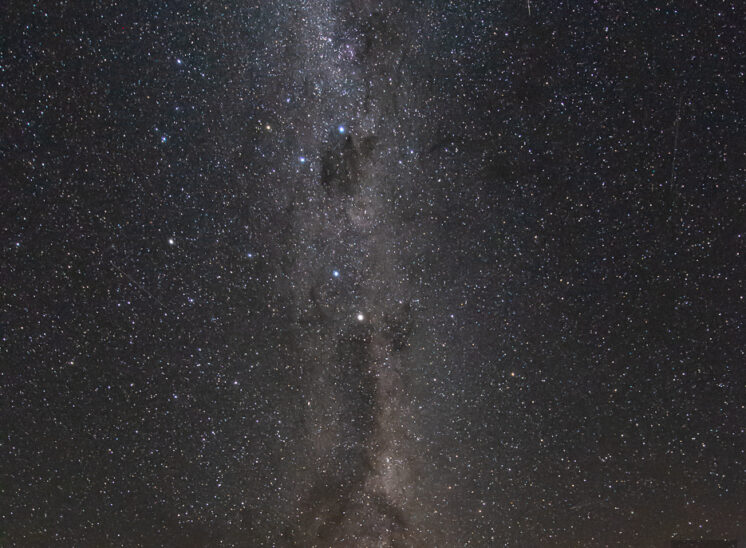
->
2;1;744;546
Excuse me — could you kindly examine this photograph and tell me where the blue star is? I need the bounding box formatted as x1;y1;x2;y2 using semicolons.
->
338;125;345;134
332;270;340;278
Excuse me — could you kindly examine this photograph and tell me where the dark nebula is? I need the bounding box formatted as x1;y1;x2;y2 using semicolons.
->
1;1;744;546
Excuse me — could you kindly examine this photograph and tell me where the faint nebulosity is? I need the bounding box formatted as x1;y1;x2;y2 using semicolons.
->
1;1;744;546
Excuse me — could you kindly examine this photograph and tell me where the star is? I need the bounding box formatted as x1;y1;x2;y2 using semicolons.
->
356;313;364;321
332;270;340;277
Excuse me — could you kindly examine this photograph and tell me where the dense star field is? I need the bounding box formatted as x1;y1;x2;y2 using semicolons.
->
1;1;744;546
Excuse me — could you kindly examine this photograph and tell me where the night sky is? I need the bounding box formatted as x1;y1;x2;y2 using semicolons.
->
1;1;744;546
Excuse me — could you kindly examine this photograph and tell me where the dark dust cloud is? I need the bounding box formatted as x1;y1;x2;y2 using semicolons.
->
1;1;744;546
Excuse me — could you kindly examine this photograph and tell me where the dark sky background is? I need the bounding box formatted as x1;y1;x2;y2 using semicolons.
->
1;1;744;546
